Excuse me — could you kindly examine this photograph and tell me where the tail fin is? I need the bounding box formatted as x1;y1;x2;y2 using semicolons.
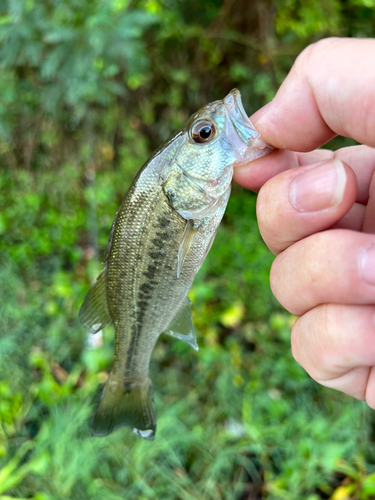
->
92;374;156;440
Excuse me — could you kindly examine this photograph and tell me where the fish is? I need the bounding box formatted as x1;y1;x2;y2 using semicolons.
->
79;89;271;440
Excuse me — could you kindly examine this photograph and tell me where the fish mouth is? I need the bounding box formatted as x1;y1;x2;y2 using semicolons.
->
223;89;273;163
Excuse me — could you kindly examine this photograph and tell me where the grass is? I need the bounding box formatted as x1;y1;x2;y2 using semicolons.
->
1;163;375;500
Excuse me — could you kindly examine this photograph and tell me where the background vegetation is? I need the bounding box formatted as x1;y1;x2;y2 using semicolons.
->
1;0;375;498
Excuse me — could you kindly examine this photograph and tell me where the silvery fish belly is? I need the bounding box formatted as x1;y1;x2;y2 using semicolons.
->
79;89;271;440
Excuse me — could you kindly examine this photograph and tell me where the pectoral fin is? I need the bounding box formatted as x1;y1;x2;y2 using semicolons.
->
177;220;197;278
79;269;111;334
164;296;198;351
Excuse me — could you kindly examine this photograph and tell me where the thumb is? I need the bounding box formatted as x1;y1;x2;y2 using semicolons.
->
251;37;375;152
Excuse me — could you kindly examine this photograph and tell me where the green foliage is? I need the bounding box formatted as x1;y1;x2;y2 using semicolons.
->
275;0;342;39
2;0;375;499
0;0;154;119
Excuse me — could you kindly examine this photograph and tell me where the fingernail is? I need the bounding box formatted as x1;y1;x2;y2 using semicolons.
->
361;245;375;286
289;159;347;212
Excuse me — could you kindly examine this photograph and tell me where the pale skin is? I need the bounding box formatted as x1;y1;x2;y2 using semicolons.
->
232;37;375;408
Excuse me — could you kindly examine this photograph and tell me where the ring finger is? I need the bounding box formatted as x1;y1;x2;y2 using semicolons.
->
291;303;375;408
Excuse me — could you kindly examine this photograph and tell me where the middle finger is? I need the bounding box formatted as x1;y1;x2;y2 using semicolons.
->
271;229;375;316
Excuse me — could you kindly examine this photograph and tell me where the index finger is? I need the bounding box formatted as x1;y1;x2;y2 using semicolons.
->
234;145;375;204
252;37;375;151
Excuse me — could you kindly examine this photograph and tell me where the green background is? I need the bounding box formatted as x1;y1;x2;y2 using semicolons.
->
1;1;375;498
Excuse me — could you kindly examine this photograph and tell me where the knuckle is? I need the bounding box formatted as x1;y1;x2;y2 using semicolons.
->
269;255;284;301
269;260;278;297
317;303;335;364
256;191;279;254
290;318;302;364
294;38;340;74
256;185;272;232
295;232;337;291
300;234;326;283
290;304;336;380
269;254;297;312
292;42;319;80
269;232;332;313
256;180;290;255
309;304;336;378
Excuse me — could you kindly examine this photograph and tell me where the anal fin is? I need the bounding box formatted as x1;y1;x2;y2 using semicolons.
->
79;269;111;334
164;296;198;351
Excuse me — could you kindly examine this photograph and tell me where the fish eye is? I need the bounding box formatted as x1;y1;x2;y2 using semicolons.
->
191;120;216;143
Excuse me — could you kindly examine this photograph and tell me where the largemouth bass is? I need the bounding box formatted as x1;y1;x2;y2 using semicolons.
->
79;89;271;440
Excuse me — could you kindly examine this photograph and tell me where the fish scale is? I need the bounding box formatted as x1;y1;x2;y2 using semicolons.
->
79;89;272;440
108;180;215;381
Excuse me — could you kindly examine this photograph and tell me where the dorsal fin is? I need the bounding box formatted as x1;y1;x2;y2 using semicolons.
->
79;269;111;334
164;296;198;351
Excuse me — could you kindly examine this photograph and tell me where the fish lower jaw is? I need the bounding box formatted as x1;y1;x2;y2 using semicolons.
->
234;141;274;165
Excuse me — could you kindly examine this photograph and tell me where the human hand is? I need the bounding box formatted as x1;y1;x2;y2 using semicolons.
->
233;37;375;407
